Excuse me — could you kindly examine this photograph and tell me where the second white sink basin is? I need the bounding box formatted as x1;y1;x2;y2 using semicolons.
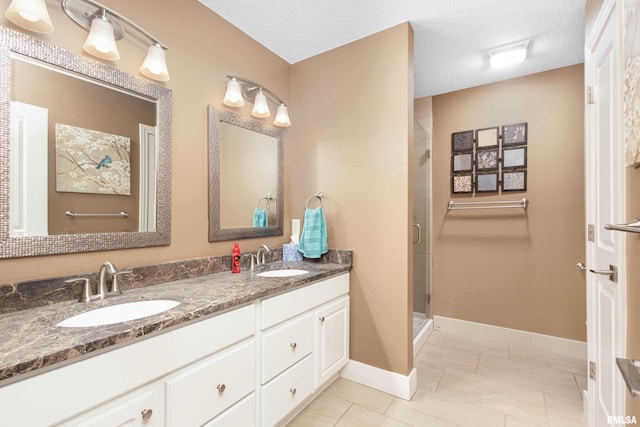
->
257;269;309;278
57;300;180;328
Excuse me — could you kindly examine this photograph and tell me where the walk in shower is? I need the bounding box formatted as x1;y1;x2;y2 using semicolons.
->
412;99;433;339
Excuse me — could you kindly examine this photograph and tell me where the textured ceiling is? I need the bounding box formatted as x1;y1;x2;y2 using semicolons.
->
200;0;585;97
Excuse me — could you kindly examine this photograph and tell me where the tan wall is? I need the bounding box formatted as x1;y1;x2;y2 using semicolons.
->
0;0;291;280
432;65;586;341
290;23;414;375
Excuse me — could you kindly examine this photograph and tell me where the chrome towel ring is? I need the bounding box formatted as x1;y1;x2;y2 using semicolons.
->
255;195;273;211
305;192;324;209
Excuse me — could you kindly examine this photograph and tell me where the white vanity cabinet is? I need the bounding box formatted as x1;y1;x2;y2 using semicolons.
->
260;272;350;426
0;271;349;427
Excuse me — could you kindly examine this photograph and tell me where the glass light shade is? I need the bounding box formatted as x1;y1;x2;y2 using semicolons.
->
5;0;54;33
273;104;291;127
251;89;270;118
223;78;245;107
140;44;170;81
82;16;120;61
488;41;529;68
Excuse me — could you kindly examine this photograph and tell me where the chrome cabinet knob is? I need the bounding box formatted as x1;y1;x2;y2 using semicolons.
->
141;408;153;421
217;384;226;393
289;387;297;395
290;342;297;349
576;262;586;271
319;316;325;322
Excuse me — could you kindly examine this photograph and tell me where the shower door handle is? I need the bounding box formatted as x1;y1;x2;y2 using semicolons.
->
413;223;422;245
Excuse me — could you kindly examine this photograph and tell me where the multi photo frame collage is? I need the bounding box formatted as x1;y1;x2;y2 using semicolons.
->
451;122;528;194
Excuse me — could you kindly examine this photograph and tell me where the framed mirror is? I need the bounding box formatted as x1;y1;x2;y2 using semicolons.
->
208;106;283;241
0;27;172;258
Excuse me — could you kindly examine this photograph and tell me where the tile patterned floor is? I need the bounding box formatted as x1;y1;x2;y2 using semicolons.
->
287;330;587;426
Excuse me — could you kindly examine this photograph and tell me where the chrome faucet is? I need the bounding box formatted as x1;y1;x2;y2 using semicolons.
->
66;262;132;302
256;244;271;266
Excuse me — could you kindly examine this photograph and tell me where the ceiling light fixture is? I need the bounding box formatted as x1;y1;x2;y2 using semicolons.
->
488;40;530;69
223;76;291;127
59;0;169;81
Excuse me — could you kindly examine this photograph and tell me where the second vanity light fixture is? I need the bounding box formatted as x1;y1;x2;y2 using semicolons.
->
223;76;291;127
4;0;170;81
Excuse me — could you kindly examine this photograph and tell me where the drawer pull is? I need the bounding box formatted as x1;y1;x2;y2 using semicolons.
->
289;387;297;395
217;384;226;393
319;316;325;322
290;342;297;350
141;408;153;421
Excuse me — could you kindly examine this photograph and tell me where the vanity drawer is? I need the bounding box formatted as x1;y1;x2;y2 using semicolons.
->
165;339;256;427
261;355;314;427
261;313;313;384
261;273;349;329
204;393;256;427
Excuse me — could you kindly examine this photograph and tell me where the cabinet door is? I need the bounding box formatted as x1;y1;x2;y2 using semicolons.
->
55;384;162;427
315;296;350;387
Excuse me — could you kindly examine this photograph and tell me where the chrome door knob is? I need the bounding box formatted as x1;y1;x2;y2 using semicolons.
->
576;262;586;271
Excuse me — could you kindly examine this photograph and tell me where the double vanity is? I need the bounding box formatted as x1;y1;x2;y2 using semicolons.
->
0;258;351;426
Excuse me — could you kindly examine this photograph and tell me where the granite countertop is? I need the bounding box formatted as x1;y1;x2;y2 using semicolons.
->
0;260;350;386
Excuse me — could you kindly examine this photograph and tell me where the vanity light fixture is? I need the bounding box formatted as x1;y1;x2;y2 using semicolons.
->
488;40;530;69
4;0;54;33
223;75;291;127
60;0;170;81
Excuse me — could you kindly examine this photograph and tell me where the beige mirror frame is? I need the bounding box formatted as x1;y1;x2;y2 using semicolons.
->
0;27;172;258
208;106;284;242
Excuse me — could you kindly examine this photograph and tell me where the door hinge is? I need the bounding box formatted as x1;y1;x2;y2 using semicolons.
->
589;361;596;380
426;294;431;305
587;86;595;104
588;224;595;242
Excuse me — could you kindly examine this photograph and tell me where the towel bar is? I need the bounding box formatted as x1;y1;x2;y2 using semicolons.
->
447;198;528;211
65;211;128;218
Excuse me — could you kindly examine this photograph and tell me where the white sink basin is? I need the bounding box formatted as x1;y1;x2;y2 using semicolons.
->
57;300;180;328
257;269;309;278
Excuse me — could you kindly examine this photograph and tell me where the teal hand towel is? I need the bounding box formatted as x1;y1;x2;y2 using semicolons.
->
253;208;268;227
298;207;328;259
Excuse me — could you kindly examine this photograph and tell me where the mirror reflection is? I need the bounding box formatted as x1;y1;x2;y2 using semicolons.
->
0;26;172;258
10;55;157;236
219;122;278;229
208;106;283;242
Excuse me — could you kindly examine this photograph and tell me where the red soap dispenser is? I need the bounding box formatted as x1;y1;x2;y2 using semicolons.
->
232;242;241;273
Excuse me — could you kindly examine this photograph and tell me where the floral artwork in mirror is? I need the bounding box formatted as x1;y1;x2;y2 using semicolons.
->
502;122;528;146
476;127;499;149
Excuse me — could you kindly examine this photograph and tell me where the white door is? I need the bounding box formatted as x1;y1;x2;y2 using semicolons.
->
585;0;626;425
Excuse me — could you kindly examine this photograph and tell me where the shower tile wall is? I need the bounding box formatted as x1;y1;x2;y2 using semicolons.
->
413;97;433;318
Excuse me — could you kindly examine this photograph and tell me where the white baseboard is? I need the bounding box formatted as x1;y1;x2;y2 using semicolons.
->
413;318;433;357
340;360;417;400
434;315;587;360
